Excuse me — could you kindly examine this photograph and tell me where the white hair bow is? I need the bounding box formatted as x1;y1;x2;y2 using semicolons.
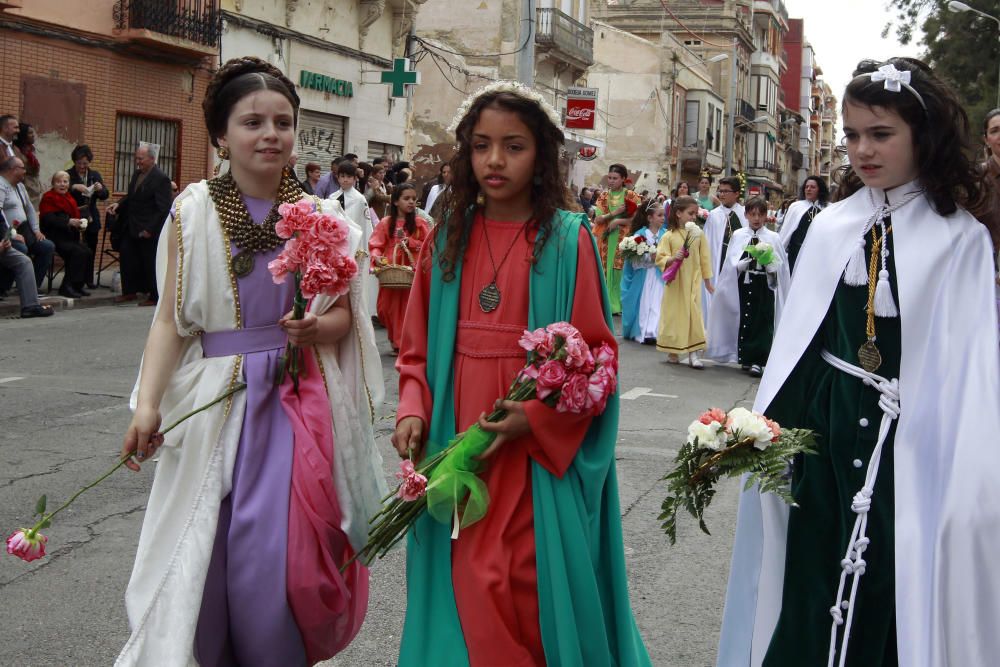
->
870;64;911;93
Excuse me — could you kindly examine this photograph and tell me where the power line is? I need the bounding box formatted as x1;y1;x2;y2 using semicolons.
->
657;0;735;49
412;17;534;59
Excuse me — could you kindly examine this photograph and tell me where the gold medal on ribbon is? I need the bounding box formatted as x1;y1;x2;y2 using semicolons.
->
858;339;882;373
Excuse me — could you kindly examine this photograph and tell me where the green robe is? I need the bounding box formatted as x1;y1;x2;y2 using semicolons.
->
399;210;651;667
736;252;776;367
786;206;819;271
762;230;900;666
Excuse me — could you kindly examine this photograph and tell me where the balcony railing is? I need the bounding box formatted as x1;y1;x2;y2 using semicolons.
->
114;0;220;50
536;7;594;68
748;160;776;171
739;99;756;122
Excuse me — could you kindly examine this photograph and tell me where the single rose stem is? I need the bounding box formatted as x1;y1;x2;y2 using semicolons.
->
29;383;247;534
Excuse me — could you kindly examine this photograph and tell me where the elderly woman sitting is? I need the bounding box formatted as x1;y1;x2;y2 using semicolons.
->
40;171;93;298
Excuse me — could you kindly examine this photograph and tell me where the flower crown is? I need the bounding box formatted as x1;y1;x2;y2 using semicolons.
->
852;63;927;111
447;81;564;134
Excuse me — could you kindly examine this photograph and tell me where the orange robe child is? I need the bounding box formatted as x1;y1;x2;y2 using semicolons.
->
369;215;430;350
396;216;616;665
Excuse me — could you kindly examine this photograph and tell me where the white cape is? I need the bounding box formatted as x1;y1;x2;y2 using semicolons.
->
717;183;1000;667
703;203;748;325
330;186;379;316
115;182;387;667
777;199;823;248
704;226;789;363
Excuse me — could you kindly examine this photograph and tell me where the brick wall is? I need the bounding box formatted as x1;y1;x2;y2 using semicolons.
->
0;26;214;277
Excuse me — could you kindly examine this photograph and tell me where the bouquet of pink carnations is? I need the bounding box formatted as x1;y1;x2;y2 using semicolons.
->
658;407;815;544
268;198;358;389
696;208;710;226
661;222;702;285
346;322;617;567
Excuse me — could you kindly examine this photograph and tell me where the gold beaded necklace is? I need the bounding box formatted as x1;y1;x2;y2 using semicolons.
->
207;169;304;278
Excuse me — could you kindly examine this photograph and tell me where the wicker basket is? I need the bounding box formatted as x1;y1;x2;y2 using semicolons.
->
374;239;415;289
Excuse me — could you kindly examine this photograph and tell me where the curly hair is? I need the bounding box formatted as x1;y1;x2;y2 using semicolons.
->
203;56;300;148
834;57;984;220
799;175;829;204
436;91;570;282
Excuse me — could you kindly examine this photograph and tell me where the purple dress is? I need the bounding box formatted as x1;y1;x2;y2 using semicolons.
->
194;196;307;666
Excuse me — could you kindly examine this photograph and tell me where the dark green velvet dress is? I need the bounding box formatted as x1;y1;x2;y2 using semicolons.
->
762;230;900;667
786;205;820;271
719;210;744;274
736;237;775;367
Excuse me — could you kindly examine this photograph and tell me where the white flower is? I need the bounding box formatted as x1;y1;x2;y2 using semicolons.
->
635;241;650;255
684;221;701;239
687;420;726;451
618;237;637;252
447;81;563;134
726;407;774;450
755;242;772;253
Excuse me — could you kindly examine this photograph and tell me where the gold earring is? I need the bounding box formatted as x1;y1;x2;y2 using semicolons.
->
217;146;230;161
476;190;486;206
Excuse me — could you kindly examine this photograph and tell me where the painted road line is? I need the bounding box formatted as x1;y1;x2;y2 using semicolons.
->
620;387;679;401
0;376;25;384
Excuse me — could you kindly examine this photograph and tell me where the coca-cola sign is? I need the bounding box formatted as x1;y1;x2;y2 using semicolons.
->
566;86;598;130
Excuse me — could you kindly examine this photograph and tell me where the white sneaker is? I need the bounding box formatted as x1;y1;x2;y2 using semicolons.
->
748;364;763;377
688;353;704;369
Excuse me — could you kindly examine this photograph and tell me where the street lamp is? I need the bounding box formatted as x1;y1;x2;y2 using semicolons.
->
948;0;1000;107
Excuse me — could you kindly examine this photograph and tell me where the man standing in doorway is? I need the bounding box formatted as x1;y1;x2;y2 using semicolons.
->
106;143;172;306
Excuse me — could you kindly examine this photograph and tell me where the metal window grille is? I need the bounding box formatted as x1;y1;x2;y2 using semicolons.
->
113;114;179;193
113;0;221;48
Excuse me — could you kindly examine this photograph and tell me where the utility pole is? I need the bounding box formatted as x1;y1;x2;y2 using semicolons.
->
724;38;738;176
517;0;536;86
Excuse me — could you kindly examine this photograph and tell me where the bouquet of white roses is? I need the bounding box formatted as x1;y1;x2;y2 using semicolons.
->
618;234;654;265
658;406;815;544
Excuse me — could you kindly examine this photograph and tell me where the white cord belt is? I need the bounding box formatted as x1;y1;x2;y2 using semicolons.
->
819;349;900;667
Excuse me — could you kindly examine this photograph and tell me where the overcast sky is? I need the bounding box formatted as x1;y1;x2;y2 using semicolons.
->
782;0;925;134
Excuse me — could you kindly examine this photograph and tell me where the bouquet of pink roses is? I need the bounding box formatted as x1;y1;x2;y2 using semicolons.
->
345;322;617;568
658;406;815;544
661;221;702;285
268;198;358;390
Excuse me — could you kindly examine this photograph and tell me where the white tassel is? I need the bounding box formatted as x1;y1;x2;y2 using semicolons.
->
873;269;898;317
843;237;869;286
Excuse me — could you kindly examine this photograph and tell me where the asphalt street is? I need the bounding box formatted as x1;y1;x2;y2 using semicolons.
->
1;306;759;667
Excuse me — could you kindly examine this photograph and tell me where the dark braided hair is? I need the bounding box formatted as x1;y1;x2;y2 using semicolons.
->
436;90;570;282
203;56;300;148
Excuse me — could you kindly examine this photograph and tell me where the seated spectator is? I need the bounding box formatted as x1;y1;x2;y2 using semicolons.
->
14;122;42;209
69;144;109;289
0;156;54;288
40;171;93;298
302;161;321;195
0;210;53;317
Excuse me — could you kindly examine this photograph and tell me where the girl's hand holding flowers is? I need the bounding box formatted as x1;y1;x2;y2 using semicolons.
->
476;400;531;459
280;311;320;347
392;416;426;459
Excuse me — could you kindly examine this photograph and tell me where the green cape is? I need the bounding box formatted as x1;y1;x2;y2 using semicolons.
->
399;210;650;666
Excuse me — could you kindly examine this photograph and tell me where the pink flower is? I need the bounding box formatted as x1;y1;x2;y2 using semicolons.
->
699;408;728;426
277;199;316;237
6;529;46;562
535;360;568;400
563;335;593;370
546;321;581;343
299;255;357;298
519;328;554;357
395;460;428;502
593;341;616;367
586;365;617;414
283;236;309;266
267;256;293;284
556;372;590;413
764;416;782;443
310;212;351;248
519;364;540;382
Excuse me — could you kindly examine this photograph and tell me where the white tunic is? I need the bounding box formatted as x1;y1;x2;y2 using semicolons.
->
703;203;748;326
115;182;387;667
717;182;1000;667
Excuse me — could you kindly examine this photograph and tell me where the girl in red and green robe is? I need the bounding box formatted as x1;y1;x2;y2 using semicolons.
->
393;82;650;667
592;164;640;315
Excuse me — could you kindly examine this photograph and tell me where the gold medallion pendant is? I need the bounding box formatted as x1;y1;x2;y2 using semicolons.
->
858;339;882;373
478;282;501;313
232;250;255;278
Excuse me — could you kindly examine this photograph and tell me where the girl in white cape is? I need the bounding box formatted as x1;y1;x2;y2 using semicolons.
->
717;57;1000;667
114;57;386;667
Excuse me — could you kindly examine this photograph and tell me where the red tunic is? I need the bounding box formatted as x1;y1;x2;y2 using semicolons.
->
369;215;430;349
396;215;616;666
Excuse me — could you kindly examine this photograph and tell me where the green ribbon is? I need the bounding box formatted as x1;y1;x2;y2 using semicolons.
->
425;424;495;529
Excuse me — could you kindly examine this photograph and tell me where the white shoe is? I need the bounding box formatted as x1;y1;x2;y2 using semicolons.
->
688;353;704;369
666;353;680;364
748;364;763;377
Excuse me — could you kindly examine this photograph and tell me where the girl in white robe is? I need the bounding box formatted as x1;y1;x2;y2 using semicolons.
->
717;57;1000;667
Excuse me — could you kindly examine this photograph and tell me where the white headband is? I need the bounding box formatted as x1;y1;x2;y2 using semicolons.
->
853;63;928;111
447;80;563;134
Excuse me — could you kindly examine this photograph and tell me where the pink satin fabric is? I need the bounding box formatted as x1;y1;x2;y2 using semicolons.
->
281;348;369;664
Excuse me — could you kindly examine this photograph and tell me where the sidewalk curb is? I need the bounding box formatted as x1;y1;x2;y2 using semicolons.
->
0;291;121;318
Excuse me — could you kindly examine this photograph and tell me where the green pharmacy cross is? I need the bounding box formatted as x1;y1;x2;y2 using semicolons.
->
381;58;420;98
